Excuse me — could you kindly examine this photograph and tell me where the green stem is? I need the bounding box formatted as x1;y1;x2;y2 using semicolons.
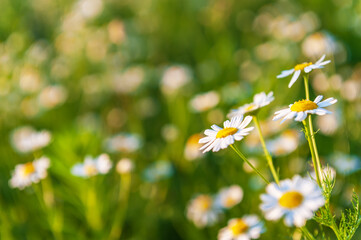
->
109;173;131;239
253;115;280;185
300;227;316;240
303;75;324;188
302;120;322;187
230;144;269;184
303;75;310;100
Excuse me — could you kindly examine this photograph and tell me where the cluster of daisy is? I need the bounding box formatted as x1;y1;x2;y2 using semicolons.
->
191;54;341;238
187;185;244;227
9;127;135;190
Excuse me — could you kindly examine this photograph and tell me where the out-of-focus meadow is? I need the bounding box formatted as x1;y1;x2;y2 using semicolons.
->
1;0;361;239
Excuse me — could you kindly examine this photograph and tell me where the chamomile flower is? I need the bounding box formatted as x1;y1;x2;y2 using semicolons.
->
215;185;243;209
277;55;331;88
116;158;134;174
228;92;274;118
187;194;222;228
273;95;337;123
218;215;265;240
11;126;51;153
71;154;113;178
184;133;203;161
260;175;325;227
9;157;50;190
199;116;254;153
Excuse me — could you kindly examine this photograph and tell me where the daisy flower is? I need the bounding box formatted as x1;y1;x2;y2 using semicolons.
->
218;215;265;240
184;133;203;161
273;95;337;123
186;194;222;228
215;185;243;209
199;116;254;153
277;54;331;88
116;158;134;174
71;154;113;178
9;157;50;190
228;92;274;118
260;175;325;227
11;126;51;153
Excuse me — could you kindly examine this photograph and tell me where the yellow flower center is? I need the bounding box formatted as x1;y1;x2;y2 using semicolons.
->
196;195;212;211
294;62;312;71
245;104;256;112
216;127;238;138
230;219;249;235
279;191;304;209
224;197;237;208
85;165;98;176
290;100;318;112
187;134;202;145
22;162;35;177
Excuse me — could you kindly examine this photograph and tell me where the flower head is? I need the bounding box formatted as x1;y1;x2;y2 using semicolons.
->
260;175;325;227
105;133;142;153
116;158;134;174
273;95;337;123
277;55;331;88
187;194;222;228
184;133;203;161
199;116;254;153
228;92;274;118
11;126;51;153
218;215;265;240
9;157;50;190
215;185;243;209
71;154;113;178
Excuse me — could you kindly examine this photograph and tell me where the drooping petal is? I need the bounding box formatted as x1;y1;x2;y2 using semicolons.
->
288;70;301;88
277;69;295;78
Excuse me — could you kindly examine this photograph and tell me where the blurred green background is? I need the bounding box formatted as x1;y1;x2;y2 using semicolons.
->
1;0;361;239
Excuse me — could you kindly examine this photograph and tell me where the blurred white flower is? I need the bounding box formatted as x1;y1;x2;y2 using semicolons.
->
316;112;339;135
330;153;361;175
116;158;134;174
190;91;220;112
266;130;299;156
302;32;336;58
38;85;67;109
228;92;274;118
161;124;179;142
215;185;243;209
143;160;173;182
310;166;336;182
273;95;337;123
260;175;324;227
160;66;190;95
218;215;265;240
11;126;51;153
9;157;50;190
112;67;144;94
105;133;142;153
277;55;331;88
75;0;103;19
184;133;203;161
200;116;254;153
71;154;113;178
187;194;221;228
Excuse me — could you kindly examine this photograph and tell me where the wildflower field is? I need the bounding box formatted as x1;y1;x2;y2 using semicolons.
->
1;0;361;239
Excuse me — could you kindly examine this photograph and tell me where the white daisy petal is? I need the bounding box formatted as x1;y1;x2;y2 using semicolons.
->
277;69;295;78
314;95;323;104
288;70;301;88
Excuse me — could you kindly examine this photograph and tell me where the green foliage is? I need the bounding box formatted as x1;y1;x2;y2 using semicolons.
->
315;169;361;240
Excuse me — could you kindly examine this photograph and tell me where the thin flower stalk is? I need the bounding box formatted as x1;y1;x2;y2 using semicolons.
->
230;144;269;184
109;173;132;239
253;115;280;185
303;75;324;188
